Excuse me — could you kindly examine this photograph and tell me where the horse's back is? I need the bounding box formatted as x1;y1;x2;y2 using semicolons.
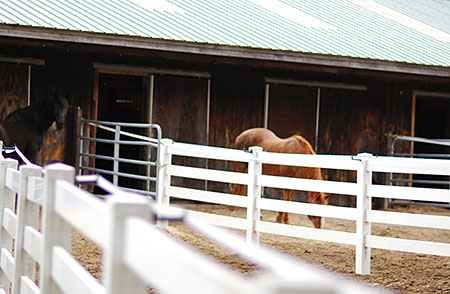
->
234;128;314;155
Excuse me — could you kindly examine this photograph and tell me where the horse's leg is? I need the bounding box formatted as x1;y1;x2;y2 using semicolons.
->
307;191;323;228
277;189;294;224
229;183;246;216
283;190;295;224
230;161;247;215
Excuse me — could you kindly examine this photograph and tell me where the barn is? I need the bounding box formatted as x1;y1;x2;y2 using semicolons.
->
0;0;449;206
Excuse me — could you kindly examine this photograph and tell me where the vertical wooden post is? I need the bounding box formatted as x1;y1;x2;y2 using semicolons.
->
40;163;75;294
156;139;173;229
246;146;262;245
0;158;18;289
355;153;372;275
103;193;152;294
12;164;42;294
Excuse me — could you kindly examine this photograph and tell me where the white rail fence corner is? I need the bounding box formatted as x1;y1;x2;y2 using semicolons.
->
155;140;450;276
0;145;387;293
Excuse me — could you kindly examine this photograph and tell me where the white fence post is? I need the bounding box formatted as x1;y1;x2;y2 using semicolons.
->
40;163;75;294
0;158;18;289
246;146;262;245
355;153;373;275
12;164;42;294
156;139;173;229
103;193;153;294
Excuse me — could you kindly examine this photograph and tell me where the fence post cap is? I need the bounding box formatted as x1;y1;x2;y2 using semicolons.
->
19;163;42;171
0;157;18;165
44;162;75;172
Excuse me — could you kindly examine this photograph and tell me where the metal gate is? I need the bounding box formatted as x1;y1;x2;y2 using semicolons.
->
389;134;450;208
77;119;162;197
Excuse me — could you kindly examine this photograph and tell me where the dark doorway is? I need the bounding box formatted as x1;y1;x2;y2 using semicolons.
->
96;73;147;191
414;96;450;189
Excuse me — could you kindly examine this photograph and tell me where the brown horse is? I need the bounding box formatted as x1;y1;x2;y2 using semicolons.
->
230;128;329;228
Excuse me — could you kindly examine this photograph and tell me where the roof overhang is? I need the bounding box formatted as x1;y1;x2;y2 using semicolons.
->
1;24;450;77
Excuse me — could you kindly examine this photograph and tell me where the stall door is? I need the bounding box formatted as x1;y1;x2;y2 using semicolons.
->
96;73;147;190
152;74;209;189
413;94;450;188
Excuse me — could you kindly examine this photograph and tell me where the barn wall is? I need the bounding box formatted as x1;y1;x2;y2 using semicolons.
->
0;63;28;119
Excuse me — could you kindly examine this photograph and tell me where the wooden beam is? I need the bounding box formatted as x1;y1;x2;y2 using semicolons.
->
1;24;449;77
0;55;45;66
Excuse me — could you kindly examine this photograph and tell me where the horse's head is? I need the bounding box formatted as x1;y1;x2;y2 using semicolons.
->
53;96;68;130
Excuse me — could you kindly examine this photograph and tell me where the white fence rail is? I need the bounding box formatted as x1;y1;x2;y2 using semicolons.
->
0;143;386;293
156;140;450;275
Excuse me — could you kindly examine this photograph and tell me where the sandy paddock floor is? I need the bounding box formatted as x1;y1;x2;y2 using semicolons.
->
72;203;450;294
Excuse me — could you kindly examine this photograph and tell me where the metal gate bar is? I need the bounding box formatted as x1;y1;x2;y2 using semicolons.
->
389;135;450;208
78;119;162;197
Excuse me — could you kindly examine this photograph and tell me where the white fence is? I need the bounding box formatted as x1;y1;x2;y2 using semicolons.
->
0;145;387;293
156;140;450;275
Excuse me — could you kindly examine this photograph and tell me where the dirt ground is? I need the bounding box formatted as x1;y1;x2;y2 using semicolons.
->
72;203;450;294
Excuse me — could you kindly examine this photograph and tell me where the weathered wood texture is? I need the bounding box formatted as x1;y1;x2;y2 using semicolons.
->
153;74;209;189
209;67;265;149
207;67;264;192
153;75;208;145
0;63;28;120
2;41;448;207
267;84;317;144
30;56;93;166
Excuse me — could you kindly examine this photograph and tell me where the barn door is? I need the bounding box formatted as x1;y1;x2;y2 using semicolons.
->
95;73;148;191
263;81;318;203
151;73;210;189
265;83;317;147
264;78;367;206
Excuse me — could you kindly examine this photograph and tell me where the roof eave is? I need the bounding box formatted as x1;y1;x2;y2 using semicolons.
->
1;24;449;77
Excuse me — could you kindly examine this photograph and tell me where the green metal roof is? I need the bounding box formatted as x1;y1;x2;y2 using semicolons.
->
0;0;449;70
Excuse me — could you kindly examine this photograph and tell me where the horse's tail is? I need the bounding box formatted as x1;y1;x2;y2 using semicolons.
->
293;135;316;155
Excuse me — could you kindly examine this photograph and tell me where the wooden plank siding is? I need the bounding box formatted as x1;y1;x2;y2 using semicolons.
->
0;63;28;120
153;74;209;189
1;39;448;207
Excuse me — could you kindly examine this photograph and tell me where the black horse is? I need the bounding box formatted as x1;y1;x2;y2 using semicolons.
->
0;95;68;163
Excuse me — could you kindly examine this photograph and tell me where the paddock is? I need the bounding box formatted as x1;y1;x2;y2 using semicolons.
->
0;143;388;294
71;203;449;293
73;132;450;293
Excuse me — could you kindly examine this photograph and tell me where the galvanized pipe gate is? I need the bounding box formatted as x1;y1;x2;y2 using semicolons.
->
77;119;162;198
389;134;450;208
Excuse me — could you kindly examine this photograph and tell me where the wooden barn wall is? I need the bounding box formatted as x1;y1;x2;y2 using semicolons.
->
152;74;209;189
30;54;93;166
207;66;264;192
209;67;265;149
0;41;443;208
267;84;317;144
317;82;412;206
0;63;28;120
